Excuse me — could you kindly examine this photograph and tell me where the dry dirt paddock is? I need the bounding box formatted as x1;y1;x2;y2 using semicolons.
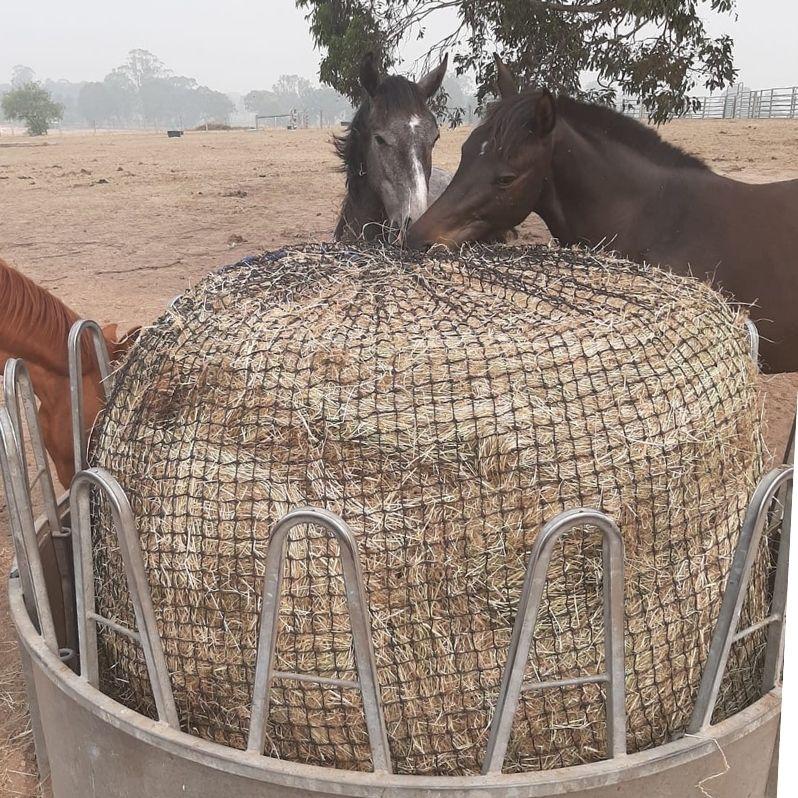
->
1;119;797;796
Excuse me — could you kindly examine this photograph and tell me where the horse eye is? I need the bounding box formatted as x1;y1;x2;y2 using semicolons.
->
374;134;388;146
496;173;517;187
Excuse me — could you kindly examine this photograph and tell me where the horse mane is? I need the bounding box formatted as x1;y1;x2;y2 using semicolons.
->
486;90;708;171
334;75;427;192
0;257;95;374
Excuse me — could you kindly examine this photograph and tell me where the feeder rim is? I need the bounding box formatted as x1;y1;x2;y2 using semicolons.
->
8;567;782;796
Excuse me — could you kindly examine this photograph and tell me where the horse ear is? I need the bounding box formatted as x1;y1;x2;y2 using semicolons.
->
360;51;381;97
494;53;518;99
101;323;119;343
102;323;142;360
417;53;448;99
534;89;556;136
121;325;142;345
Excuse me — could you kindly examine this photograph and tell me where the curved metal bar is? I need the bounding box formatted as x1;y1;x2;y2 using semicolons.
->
3;359;61;534
69;467;179;729
744;319;759;368
68;320;112;476
482;508;626;775
3;359;76;655
688;465;793;733
0;409;59;653
247;507;392;774
761;416;795;694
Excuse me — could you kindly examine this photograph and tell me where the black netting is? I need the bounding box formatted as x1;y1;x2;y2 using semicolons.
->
89;242;767;775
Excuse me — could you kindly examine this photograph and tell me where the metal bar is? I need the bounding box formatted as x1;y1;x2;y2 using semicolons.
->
688;466;793;733
784;413;796;467
762;445;793;693
3;359;76;654
732;614;780;644
68;320;112;475
521;673;608;692
70;468;179;729
3;359;61;534
0;410;59;653
246;507;392;774
87;612;143;643
482;508;626;775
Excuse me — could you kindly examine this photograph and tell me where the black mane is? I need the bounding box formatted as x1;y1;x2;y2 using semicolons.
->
334;75;427;191
486;90;708;171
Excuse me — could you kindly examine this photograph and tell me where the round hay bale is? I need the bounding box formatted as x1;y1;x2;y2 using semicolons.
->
90;242;766;776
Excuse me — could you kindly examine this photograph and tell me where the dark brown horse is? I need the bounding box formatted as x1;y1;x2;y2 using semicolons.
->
335;52;450;241
407;56;798;373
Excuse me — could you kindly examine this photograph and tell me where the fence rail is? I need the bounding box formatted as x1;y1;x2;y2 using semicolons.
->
620;86;798;120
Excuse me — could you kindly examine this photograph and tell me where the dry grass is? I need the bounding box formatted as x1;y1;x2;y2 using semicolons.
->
89;242;766;775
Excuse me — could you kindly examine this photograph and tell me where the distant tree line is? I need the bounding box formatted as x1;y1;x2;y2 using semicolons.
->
0;52;236;130
0;49;477;134
77;50;235;128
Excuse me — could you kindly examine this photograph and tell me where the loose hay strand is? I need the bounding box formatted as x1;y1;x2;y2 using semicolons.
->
89;242;766;775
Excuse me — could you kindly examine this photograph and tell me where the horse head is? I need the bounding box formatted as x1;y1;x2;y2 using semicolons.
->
407;55;556;248
336;52;448;239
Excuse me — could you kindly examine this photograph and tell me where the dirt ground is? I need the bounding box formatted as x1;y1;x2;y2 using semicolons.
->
0;119;796;796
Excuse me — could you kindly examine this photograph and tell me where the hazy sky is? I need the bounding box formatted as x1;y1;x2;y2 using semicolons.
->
0;0;796;93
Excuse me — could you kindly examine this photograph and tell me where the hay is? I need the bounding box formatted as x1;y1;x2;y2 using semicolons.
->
89;242;767;775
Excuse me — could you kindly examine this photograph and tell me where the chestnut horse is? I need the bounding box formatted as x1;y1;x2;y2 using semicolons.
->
0;257;137;485
407;56;798;373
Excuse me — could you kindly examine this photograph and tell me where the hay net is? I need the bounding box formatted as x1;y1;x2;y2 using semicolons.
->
89;242;768;776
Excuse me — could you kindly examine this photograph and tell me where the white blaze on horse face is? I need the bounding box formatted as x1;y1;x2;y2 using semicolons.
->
407;151;428;224
405;115;429;224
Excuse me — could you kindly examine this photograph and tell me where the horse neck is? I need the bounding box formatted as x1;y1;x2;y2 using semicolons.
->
536;121;688;254
1;347;103;486
0;259;87;376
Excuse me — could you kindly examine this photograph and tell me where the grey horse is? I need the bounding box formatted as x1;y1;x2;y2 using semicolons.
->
334;52;452;241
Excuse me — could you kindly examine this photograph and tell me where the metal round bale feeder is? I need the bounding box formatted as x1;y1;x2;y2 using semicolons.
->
1;261;793;798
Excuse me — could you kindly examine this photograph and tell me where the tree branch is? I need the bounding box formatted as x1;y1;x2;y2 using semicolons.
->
527;0;616;11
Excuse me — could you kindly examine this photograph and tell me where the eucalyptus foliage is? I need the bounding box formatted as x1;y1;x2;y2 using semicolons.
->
296;0;737;122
